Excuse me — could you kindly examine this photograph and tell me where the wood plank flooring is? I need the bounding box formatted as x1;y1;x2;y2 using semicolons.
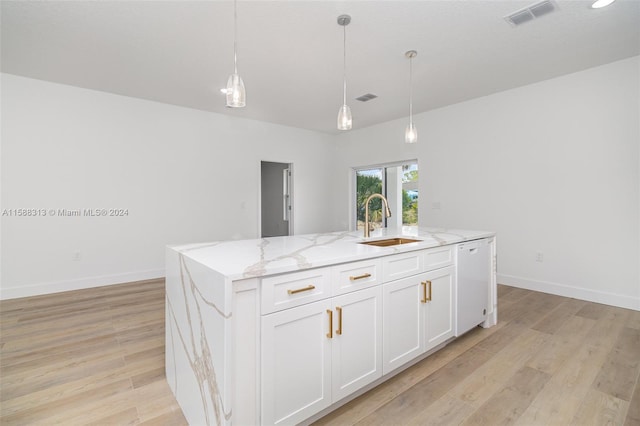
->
313;285;640;426
0;279;187;425
1;281;638;425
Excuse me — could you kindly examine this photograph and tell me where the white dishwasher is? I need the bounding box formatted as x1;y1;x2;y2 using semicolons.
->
456;238;490;336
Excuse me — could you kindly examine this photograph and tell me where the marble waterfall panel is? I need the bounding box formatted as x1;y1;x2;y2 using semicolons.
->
166;247;233;425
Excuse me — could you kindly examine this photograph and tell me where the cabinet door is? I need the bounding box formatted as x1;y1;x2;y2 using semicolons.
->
423;266;455;352
382;274;425;375
331;287;383;401
261;299;332;425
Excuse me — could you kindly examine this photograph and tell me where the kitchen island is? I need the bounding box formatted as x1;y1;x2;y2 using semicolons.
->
165;227;497;425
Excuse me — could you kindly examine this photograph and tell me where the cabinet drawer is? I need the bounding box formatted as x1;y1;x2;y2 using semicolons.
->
382;251;425;282
262;268;331;314
423;246;453;271
331;259;382;296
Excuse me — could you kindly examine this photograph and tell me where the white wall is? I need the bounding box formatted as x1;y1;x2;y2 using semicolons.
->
3;57;639;308
0;74;338;298
333;56;640;310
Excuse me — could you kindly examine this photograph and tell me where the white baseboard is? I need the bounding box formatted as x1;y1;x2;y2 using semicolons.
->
498;273;640;311
0;269;165;300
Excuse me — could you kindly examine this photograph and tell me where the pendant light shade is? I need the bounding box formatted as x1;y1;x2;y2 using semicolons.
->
226;0;245;108
405;50;417;144
405;121;418;144
338;104;352;130
226;73;245;108
337;15;352;130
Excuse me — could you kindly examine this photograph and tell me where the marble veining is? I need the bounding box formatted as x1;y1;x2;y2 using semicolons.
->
166;252;232;425
179;254;231;319
171;227;495;281
243;231;354;277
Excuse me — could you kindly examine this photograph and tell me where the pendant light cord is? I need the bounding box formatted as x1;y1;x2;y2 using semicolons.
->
409;55;413;124
233;0;238;74
343;24;347;106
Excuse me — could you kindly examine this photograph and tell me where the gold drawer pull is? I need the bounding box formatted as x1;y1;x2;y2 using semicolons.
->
287;285;315;295
336;306;343;335
349;273;372;281
421;281;428;303
327;309;333;339
426;280;432;301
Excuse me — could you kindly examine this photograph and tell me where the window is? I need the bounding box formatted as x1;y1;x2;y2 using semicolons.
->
354;161;418;231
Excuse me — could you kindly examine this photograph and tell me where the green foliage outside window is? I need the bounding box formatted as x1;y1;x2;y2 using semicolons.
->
402;190;418;224
356;174;382;224
402;168;418;225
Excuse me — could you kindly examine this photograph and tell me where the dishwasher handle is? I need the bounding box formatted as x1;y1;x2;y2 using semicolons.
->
459;241;480;253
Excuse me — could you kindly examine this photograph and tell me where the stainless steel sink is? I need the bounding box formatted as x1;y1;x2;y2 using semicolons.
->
359;237;422;247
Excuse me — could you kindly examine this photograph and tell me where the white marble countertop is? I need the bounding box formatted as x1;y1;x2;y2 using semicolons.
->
170;227;495;280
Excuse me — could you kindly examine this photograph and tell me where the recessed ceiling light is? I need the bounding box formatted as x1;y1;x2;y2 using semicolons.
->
220;88;228;94
591;0;616;8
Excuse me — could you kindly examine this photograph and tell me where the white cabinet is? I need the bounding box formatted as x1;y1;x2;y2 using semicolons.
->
261;267;331;315
331;286;382;401
262;245;457;425
261;285;382;425
331;258;381;296
423;265;455;351
261;299;332;425
381;251;424;282
424;245;454;270
382;250;455;375
382;275;423;374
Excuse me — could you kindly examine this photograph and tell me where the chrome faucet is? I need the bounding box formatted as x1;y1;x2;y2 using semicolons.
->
364;193;392;238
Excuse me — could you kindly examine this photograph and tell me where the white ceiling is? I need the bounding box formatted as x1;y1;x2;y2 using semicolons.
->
2;1;639;134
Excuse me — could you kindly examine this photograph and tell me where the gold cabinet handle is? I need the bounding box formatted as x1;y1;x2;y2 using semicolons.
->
336;306;343;335
326;309;333;339
287;284;315;295
421;281;428;303
426;280;432;301
349;273;372;281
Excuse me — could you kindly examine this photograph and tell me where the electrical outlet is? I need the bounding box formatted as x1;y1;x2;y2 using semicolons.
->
536;252;544;262
72;251;82;261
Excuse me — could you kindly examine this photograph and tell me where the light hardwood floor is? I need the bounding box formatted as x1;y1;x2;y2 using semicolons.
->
1;280;638;425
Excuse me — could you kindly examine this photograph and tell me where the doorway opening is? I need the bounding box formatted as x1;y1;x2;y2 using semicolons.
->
261;161;293;237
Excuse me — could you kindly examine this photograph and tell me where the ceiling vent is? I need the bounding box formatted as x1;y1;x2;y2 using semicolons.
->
356;93;378;102
504;0;557;26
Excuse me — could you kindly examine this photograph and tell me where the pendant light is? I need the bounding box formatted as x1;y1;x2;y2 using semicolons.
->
226;0;245;108
405;50;417;144
337;15;352;130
